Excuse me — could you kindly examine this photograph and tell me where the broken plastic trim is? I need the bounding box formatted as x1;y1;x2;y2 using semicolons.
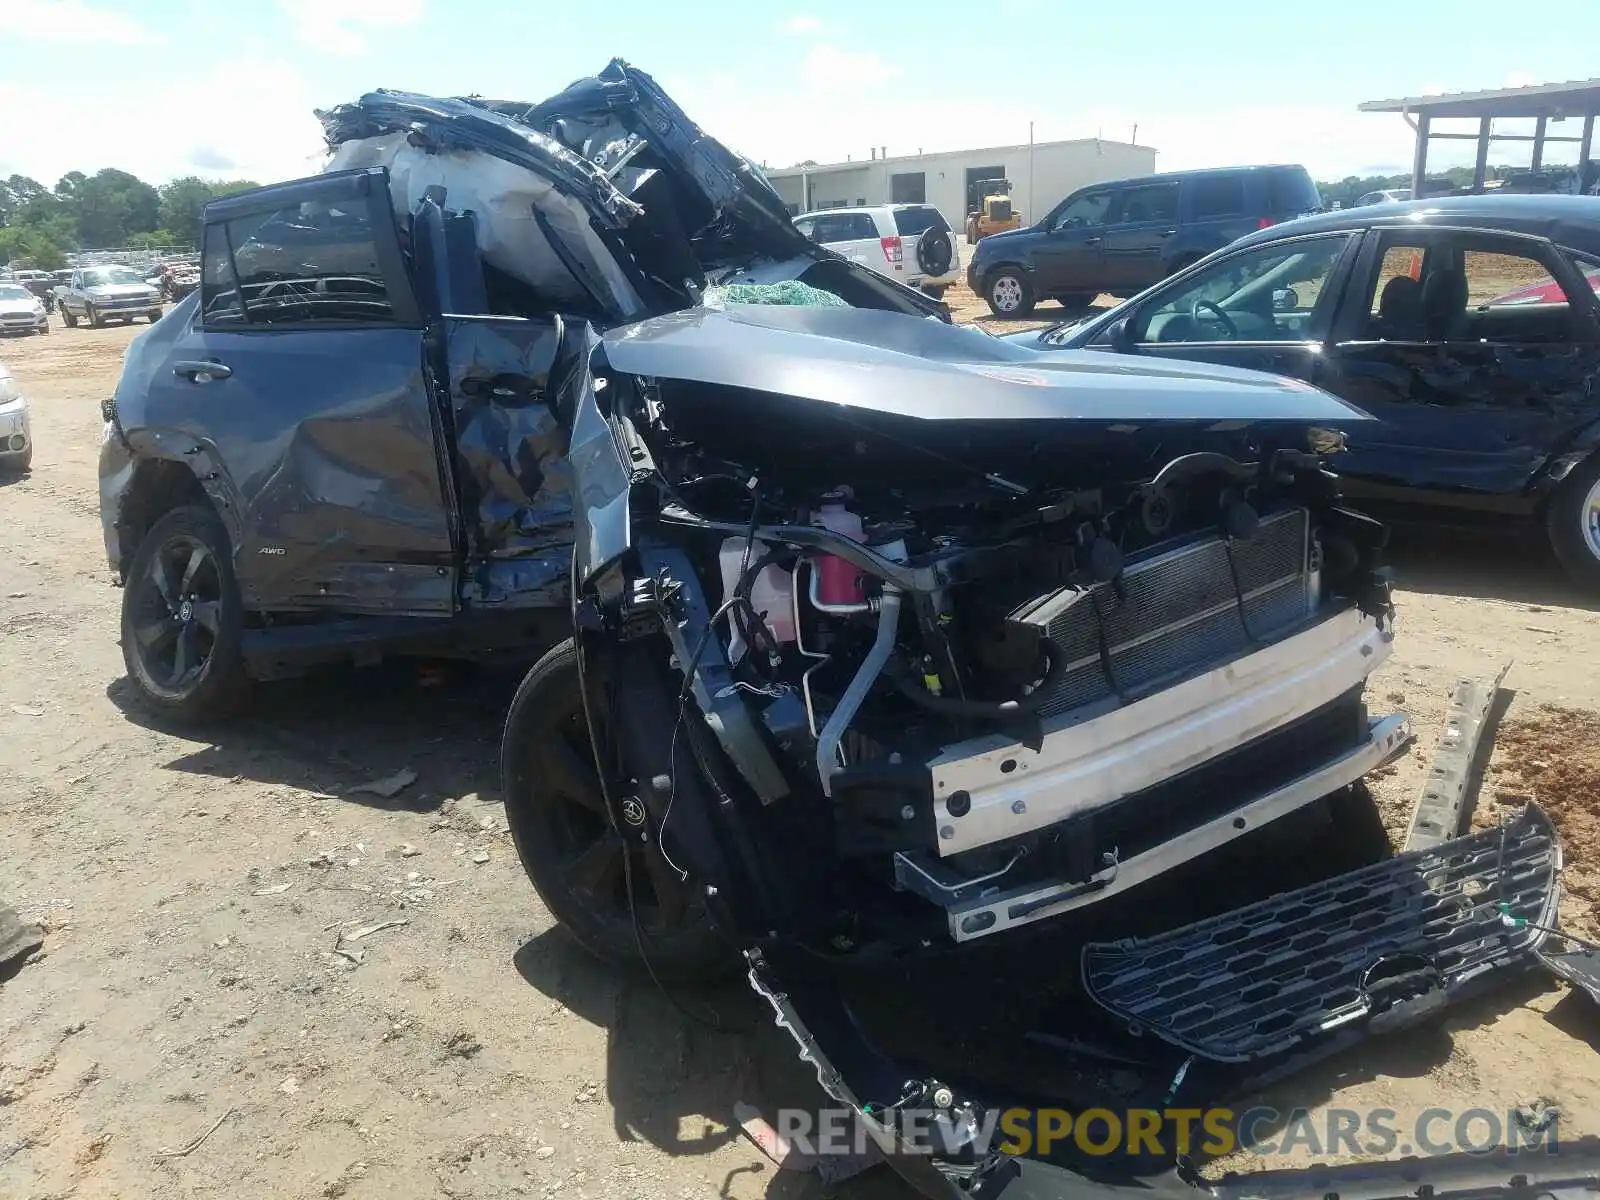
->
1082;804;1561;1062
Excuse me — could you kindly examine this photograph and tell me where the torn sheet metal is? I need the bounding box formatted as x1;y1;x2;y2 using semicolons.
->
1083;805;1560;1062
441;317;577;606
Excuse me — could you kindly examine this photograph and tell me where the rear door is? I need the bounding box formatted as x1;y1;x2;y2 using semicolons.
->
1099;182;1182;293
1183;173;1257;260
1315;226;1600;500
147;168;458;615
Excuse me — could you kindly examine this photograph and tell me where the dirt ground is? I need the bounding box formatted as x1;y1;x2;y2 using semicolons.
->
3;296;1599;1199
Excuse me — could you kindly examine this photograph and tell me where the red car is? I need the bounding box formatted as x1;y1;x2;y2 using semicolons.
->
1490;263;1600;305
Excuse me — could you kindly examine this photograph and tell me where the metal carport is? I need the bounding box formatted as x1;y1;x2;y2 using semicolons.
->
1359;78;1600;195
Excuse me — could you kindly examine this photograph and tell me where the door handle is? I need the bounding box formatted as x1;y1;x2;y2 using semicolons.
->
1085;236;1103;246
173;360;232;383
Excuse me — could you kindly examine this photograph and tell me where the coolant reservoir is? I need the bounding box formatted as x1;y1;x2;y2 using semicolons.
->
719;537;797;662
812;501;867;606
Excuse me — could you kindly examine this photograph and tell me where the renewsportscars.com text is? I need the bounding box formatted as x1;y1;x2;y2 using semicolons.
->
771;1106;1559;1159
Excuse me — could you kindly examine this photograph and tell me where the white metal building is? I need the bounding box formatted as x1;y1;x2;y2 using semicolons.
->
763;137;1157;226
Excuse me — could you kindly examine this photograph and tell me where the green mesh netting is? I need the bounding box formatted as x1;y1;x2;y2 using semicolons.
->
703;281;849;308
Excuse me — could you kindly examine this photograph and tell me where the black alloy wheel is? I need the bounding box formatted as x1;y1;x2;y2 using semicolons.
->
501;639;725;978
120;505;248;721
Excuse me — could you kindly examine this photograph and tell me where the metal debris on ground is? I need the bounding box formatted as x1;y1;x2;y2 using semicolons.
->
350;768;418;799
9;706;42;717
251;882;294;897
734;1100;882;1182
1404;661;1511;851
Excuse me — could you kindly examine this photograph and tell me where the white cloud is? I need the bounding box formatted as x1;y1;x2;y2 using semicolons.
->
0;56;324;188
277;0;424;56
780;15;821;34
799;45;901;92
0;0;159;45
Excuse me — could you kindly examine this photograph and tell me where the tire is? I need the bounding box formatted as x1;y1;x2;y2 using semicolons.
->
61;305;77;329
120;504;250;723
501;639;724;979
147;310;162;325
920;284;948;300
37;322;49;336
1546;454;1600;588
1054;293;1097;311
916;229;954;277
87;304;103;328
984;267;1035;317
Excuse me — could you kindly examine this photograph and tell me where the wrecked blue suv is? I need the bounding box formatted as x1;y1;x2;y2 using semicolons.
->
98;63;940;724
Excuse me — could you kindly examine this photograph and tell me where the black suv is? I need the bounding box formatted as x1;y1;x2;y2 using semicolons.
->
967;164;1322;316
97;62;938;722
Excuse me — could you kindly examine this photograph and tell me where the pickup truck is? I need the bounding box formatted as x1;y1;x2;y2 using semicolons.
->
59;264;163;328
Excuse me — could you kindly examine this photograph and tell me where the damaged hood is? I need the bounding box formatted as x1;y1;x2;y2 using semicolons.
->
602;304;1375;424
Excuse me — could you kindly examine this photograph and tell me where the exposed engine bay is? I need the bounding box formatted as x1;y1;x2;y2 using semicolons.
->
579;307;1405;955
530;304;1569;1198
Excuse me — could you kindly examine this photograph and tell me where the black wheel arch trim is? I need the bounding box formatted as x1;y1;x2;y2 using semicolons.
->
115;430;245;569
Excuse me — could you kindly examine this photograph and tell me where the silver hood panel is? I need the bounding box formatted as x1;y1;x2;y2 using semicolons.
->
601;305;1373;424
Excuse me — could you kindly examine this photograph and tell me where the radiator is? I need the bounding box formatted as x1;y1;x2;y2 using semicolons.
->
1013;508;1316;720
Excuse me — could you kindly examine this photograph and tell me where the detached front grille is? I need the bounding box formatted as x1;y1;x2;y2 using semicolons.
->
1015;508;1315;720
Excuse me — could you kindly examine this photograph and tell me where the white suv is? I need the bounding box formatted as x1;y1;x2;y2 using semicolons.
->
793;204;961;298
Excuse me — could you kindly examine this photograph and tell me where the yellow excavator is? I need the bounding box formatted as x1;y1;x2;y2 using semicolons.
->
965;178;1023;244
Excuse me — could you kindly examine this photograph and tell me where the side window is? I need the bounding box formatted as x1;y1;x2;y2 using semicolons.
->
201;223;246;325
1129;235;1350;344
809;214;844;243
1367;245;1424;318
1051;190;1112;230
1112;184;1180;226
1190;176;1247;219
841;213;880;241
223;198;395;326
1364;237;1575;343
1563;251;1600;301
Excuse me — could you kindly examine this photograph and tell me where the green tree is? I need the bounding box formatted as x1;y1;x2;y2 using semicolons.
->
128;229;180;250
0;226;68;270
53;171;87;202
157;176;260;247
71;168;160;246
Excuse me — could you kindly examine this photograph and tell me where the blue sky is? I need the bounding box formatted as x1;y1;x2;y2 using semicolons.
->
2;0;1598;188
